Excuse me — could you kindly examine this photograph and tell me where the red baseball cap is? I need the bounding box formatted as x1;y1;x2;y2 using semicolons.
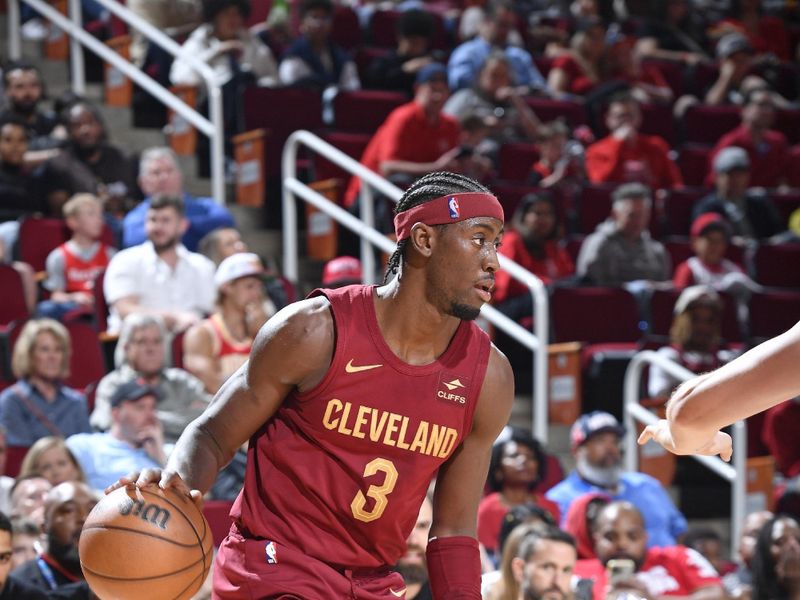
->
322;256;362;287
691;212;730;238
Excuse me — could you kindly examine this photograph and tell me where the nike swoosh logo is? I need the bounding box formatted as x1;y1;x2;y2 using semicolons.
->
389;588;407;598
345;359;383;373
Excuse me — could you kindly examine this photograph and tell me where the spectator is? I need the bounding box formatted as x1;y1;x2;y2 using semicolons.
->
563;492;610;560
478;428;561;558
694;147;784;241
279;0;360;91
0;429;12;516
529;120;587;190
574;501;724;600
704;33;763;107
321;255;362;288
708;89;790;189
0;512;52;600
10;481;95;597
510;527;578;600
197;226;247;265
68;380;168;491
364;9;439;96
548;18;608;97
17;437;85;487
0;319;91;447
585;92;683;189
123;147;236;252
447;1;547;93
576;183;671;286
648;285;739;398
762;398;800;478
722;510;773;600
37;194;116;322
673;213;759;303
546;412;687;548
183;253;269;394
103;194;216;334
710;0;791;61
633;0;709;68
10;518;42;571
127;0;201;66
609;38;674;105
751;515;800;600
8;477;51;530
684;527;737;577
342;63;461;213
90;314;211;442
395;494;433;600
483;522;551;600
493;192;575;313
37;100;138;221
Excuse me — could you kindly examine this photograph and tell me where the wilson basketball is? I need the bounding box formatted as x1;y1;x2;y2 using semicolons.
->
79;486;213;600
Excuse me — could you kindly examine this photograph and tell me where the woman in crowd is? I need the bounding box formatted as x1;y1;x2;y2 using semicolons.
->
18;436;85;486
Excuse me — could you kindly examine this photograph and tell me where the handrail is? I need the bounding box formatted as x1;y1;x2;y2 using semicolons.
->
8;0;226;204
282;130;550;442
623;350;747;556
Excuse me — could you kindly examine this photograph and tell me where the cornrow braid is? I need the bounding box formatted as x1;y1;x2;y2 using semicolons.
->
383;172;491;284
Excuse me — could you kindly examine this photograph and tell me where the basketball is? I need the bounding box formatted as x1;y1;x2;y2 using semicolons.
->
79;486;213;600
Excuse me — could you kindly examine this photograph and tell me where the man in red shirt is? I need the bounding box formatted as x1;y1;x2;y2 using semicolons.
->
586;92;683;190
574;501;725;600
708;89;790;188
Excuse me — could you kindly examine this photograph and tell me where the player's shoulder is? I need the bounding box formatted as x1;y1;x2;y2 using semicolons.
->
255;296;334;349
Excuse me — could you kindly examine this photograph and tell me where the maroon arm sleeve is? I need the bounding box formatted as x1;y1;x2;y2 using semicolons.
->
426;536;481;600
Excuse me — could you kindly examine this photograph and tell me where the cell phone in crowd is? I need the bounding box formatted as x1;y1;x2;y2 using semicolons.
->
607;558;636;584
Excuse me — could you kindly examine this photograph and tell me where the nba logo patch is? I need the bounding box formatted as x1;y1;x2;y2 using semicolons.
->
448;197;460;219
265;541;278;564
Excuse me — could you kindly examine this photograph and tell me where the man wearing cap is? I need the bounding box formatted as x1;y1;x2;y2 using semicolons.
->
708;89;790;189
183;253;270;394
694;146;784;240
705;33;757;106
321;255;363;288
67;380;169;491
546;411;687;548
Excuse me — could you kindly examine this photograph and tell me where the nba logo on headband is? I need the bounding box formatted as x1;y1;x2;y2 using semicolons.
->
448;197;460;219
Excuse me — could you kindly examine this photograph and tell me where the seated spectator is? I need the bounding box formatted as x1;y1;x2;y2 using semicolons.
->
395;494;433;600
91;314;211;442
184;253;269;394
709;0;791;61
0;116;47;223
444;52;541;148
762;397;800;478
447;1;547;94
751;515;800;600
10;481;96;597
103;194;216;334
546;412;687;548
478;428;561;558
609;38;674;105
482;522;549;600
123;147;236;252
37;194;116;322
548;18;608;97
68;380;168;491
493;192;575;319
127;0;201;66
694;147;784;241
0;428;13;515
0;320;91;447
574;501;724;600
0;513;52;600
17;437;85;487
322;255;362;288
708;89;790;189
509;527;578;600
633;0;709;68
585;92;683;189
198;226;247;264
279;0;359;91
576;183;671;286
648;286;739;399
10;517;43;571
363;9;439;96
704;33;765;107
8;477;51;530
529;120;587;190
564;492;610;560
722;511;774;600
37;100;138;221
684;527;737;577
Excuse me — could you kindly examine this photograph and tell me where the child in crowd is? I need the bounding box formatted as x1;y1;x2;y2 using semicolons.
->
36;194;116;321
529;120;586;189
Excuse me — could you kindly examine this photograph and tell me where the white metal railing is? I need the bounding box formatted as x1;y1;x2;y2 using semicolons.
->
282;130;551;442
7;0;226;204
623;350;747;555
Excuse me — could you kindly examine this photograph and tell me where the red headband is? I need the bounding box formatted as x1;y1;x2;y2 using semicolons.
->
393;192;504;241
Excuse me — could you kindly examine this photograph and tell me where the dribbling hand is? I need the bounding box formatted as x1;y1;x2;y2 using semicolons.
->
105;469;203;506
637;419;733;462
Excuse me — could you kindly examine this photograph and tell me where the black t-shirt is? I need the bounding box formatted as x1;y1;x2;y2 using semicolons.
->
8;560;90;599
0;162;46;221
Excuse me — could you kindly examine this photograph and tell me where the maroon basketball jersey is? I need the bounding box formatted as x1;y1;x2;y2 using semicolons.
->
229;285;491;569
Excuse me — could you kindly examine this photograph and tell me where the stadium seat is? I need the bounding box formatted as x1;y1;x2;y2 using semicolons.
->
171;330;185;370
353;46;391;82
369;10;448;50
676;145;712;187
683;104;741;146
485;180;538;221
524;98;588;128
749;291;800;341
314;131;371;194
641;59;685;97
648;288;742;343
640;103;676;146
0;266;30;328
18;218;116;274
753;244;800;288
576;184;615;235
92;270;109;334
551;287;643;344
64;321;107;391
775;108;800;146
661;187;709;236
497;142;539;181
6;446;30;478
330;5;362;50
768;190;800;225
332;89;407;133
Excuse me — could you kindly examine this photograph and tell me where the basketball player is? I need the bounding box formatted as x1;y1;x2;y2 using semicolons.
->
108;172;514;599
639;320;800;461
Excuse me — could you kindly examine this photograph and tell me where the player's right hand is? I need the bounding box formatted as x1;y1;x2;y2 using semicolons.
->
105;469;203;506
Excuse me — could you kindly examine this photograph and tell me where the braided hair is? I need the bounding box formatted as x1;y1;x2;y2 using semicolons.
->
383;172;491;284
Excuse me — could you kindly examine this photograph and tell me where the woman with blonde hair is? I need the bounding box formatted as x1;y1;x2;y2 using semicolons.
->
18;436;86;485
0;319;91;446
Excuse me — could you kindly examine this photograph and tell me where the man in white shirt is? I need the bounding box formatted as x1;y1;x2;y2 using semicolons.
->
103;194;216;333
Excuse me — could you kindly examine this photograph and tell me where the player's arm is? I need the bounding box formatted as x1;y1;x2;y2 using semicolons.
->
640;320;800;458
107;296;335;498
426;345;514;599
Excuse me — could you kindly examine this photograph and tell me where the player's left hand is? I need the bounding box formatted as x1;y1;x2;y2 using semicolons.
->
637;419;733;462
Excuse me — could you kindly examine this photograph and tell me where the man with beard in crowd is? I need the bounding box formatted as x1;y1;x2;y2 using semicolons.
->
511;527;577;600
397;495;433;600
546;412;687;548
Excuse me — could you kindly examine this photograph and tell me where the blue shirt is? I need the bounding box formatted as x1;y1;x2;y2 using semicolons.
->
447;38;547;92
66;432;162;491
545;470;687;548
122;192;236;252
0;381;91;447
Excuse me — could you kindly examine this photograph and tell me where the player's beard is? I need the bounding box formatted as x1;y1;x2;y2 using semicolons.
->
577;454;622;489
395;562;428;586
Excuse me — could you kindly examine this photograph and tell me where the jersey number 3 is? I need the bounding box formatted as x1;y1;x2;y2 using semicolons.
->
350;458;398;523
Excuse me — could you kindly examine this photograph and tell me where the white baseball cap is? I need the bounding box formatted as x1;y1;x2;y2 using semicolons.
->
214;252;266;289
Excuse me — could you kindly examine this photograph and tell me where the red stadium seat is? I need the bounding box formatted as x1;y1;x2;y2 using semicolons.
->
0;265;30;328
498;142;539;181
775;108;800;146
649;288;742;343
64;321;107;391
641;59;685;97
5;446;30;478
19;218;116;273
533;56;555;79
676;145;712;187
661;187;708;236
577;184;615;235
92;270;109;334
769;190;800;225
640;103;676;146
171;330;185;370
353;46;391;82
330;6;362;50
753;244;800;289
332;90;407;133
485;180;538;221
749;291;800;341
551;287;643;344
683;105;741;146
525;98;588;128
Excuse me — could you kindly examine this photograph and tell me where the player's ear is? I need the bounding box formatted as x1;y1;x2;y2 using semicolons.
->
409;223;436;258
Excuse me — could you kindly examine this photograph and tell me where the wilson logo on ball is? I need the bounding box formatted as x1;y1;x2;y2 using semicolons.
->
118;498;171;530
